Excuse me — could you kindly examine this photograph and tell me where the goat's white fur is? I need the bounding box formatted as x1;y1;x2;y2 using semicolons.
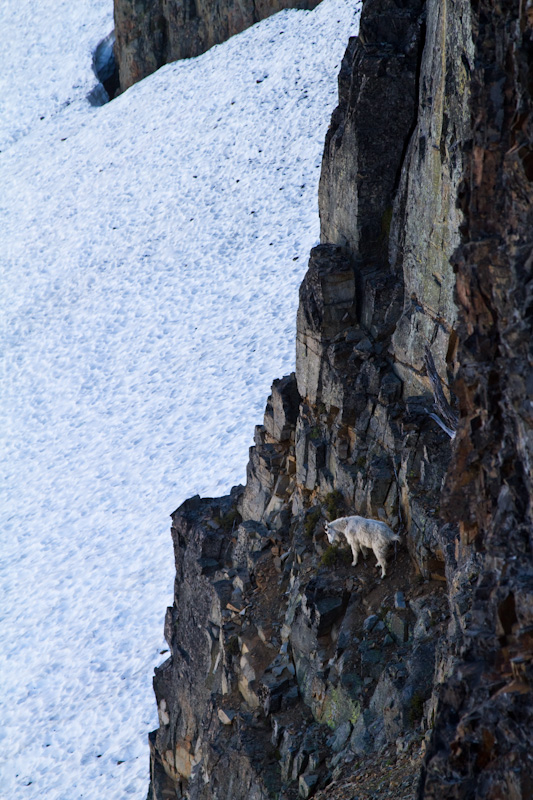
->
325;516;400;578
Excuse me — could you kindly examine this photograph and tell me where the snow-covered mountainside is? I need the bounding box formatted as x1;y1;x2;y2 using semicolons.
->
0;1;361;797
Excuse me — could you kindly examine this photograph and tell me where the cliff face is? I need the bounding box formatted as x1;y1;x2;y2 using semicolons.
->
113;0;322;91
145;0;533;798
420;2;533;796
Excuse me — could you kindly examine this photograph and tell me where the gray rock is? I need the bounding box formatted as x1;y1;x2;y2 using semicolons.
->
299;773;318;798
264;374;300;442
328;720;352;753
296;245;357;405
218;708;235;725
387;612;409;644
363;614;380;633
394;590;406;610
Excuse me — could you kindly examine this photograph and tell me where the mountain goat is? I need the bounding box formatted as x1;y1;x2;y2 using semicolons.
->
325;515;400;578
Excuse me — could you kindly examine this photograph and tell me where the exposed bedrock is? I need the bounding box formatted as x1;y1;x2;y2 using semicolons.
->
113;0;322;92
419;2;533;797
147;0;533;798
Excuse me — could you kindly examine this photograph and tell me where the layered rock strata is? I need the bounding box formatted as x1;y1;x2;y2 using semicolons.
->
113;0;322;92
146;0;533;798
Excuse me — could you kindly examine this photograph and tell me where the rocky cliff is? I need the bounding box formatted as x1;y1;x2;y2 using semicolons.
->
113;0;322;91
144;0;533;798
419;2;533;796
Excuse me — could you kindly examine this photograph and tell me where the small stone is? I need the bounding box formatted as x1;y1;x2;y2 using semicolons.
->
299;773;318;798
383;633;394;646
388;613;409;643
218;708;235;725
363;614;379;632
394;591;406;609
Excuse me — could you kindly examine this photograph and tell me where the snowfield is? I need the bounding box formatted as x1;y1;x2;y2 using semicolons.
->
0;1;361;797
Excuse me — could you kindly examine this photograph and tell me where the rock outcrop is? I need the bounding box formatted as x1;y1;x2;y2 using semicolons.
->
146;0;533;798
419;2;533;796
113;0;322;92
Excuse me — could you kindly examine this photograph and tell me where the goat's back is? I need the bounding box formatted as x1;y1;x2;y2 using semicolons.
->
341;515;399;544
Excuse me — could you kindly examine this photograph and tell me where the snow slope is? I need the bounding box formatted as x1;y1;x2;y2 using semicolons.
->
0;0;113;152
0;1;361;797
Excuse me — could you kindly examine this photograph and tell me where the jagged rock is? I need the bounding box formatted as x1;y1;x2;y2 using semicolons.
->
387;612;409;644
363;614;380;633
296;244;357;407
279;727;301;782
319;0;424;261
240;376;300;526
264;373;300;443
299;773;318;798
327;720;352;753
148;490;285;800
419;0;533;795
410;596;437;641
232;521;270;569
217;708;235;725
238;625;277;707
258;666;294;715
395;591;406;610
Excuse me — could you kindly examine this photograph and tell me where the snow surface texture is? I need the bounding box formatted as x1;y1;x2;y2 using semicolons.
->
0;1;361;797
0;0;113;152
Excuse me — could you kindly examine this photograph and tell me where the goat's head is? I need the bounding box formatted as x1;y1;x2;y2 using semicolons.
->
324;521;339;544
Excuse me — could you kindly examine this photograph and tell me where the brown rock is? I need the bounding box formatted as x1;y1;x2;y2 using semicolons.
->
114;0;323;92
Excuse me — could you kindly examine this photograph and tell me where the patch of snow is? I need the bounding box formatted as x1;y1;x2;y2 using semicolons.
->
0;0;361;798
0;0;113;151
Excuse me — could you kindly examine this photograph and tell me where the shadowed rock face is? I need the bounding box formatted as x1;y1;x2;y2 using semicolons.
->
419;2;533;797
146;0;533;798
113;0;322;92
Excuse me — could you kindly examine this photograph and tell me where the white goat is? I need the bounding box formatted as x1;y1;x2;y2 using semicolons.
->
325;515;400;578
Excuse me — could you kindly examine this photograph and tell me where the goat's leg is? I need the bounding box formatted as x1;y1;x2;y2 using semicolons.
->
373;546;387;578
350;540;360;567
